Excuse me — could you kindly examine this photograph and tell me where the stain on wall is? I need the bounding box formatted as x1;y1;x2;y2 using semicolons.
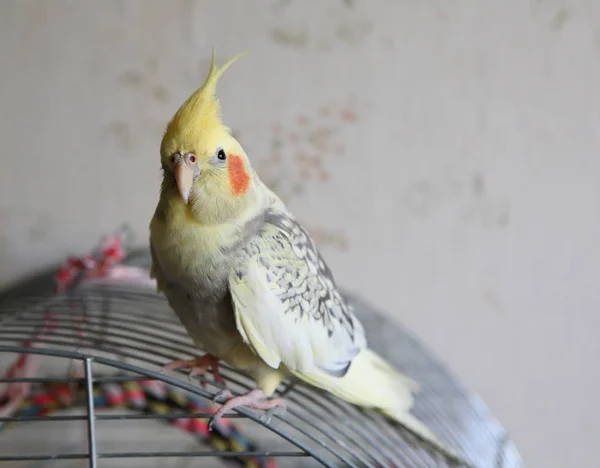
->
404;181;439;217
27;214;54;242
551;7;572;31
0;206;57;275
258;97;362;201
100;56;175;155
152;85;169;104
269;0;374;50
271;27;308;49
118;70;145;87
101;121;134;152
401;170;510;229
250;96;365;249
472;173;485;198
482;288;504;315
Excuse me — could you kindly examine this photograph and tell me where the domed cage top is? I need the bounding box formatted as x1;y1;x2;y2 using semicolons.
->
0;234;525;468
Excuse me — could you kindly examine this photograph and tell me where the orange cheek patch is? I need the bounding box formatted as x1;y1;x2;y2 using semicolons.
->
228;154;250;196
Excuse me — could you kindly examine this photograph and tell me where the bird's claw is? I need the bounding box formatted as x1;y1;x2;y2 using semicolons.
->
208;388;286;431
212;389;232;403
161;354;225;389
207;414;219;432
260;403;286;424
186;372;209;388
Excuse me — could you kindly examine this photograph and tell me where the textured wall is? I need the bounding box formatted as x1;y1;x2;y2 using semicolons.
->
1;1;599;467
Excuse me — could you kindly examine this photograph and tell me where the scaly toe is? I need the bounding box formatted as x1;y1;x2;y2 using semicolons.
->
213;374;226;386
189;366;208;378
212;389;232;403
207;415;218;432
260;401;286;424
260;408;275;424
160;360;187;374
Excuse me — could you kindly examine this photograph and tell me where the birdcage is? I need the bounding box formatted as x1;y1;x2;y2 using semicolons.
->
0;228;525;468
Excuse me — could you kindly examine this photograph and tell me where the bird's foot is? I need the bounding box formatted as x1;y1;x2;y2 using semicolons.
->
208;388;286;430
161;354;225;387
212;389;232;403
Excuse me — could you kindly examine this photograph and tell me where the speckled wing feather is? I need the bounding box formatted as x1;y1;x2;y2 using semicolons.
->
229;209;366;377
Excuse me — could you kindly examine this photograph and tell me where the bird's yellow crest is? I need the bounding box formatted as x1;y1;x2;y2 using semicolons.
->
160;49;246;157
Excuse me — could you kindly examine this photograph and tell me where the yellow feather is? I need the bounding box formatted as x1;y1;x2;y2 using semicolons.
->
291;349;462;463
160;48;247;159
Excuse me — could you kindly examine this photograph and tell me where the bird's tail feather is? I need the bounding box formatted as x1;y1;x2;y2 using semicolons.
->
294;348;467;466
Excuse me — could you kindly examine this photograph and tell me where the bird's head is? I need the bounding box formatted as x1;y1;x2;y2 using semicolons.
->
159;49;256;223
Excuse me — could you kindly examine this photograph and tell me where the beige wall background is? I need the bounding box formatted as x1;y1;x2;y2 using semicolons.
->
1;1;599;467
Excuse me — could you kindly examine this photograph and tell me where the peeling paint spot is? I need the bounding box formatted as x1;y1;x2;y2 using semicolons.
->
295;151;307;162
308;127;335;150
26;214;54;242
336;20;373;45
497;209;510;227
260;97;364;204
271;135;283;151
272;0;292;14
463;202;511;229
404;181;437;216
483;288;504;314
472;173;485;197
551;7;572;31
270;3;373;50
119;70;144;87
340;109;358;122
102;121;134;152
300;167;310;179
297;116;310;127
146;57;159;73
382;36;394;50
271;27;308;48
152;85;169;103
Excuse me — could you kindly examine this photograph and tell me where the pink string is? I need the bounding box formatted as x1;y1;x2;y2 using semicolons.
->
0;229;154;417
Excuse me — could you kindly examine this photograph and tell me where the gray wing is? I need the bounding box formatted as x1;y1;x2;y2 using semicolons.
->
229;209;366;377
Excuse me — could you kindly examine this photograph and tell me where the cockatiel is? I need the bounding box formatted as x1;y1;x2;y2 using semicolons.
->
149;50;463;464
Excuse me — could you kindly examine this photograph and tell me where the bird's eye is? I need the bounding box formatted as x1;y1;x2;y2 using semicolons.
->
217;149;227;161
189;155;196;163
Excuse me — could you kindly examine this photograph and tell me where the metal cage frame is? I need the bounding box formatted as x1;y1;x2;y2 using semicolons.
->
0;249;525;468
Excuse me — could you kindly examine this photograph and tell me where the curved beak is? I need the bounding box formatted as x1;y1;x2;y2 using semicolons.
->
174;160;194;204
